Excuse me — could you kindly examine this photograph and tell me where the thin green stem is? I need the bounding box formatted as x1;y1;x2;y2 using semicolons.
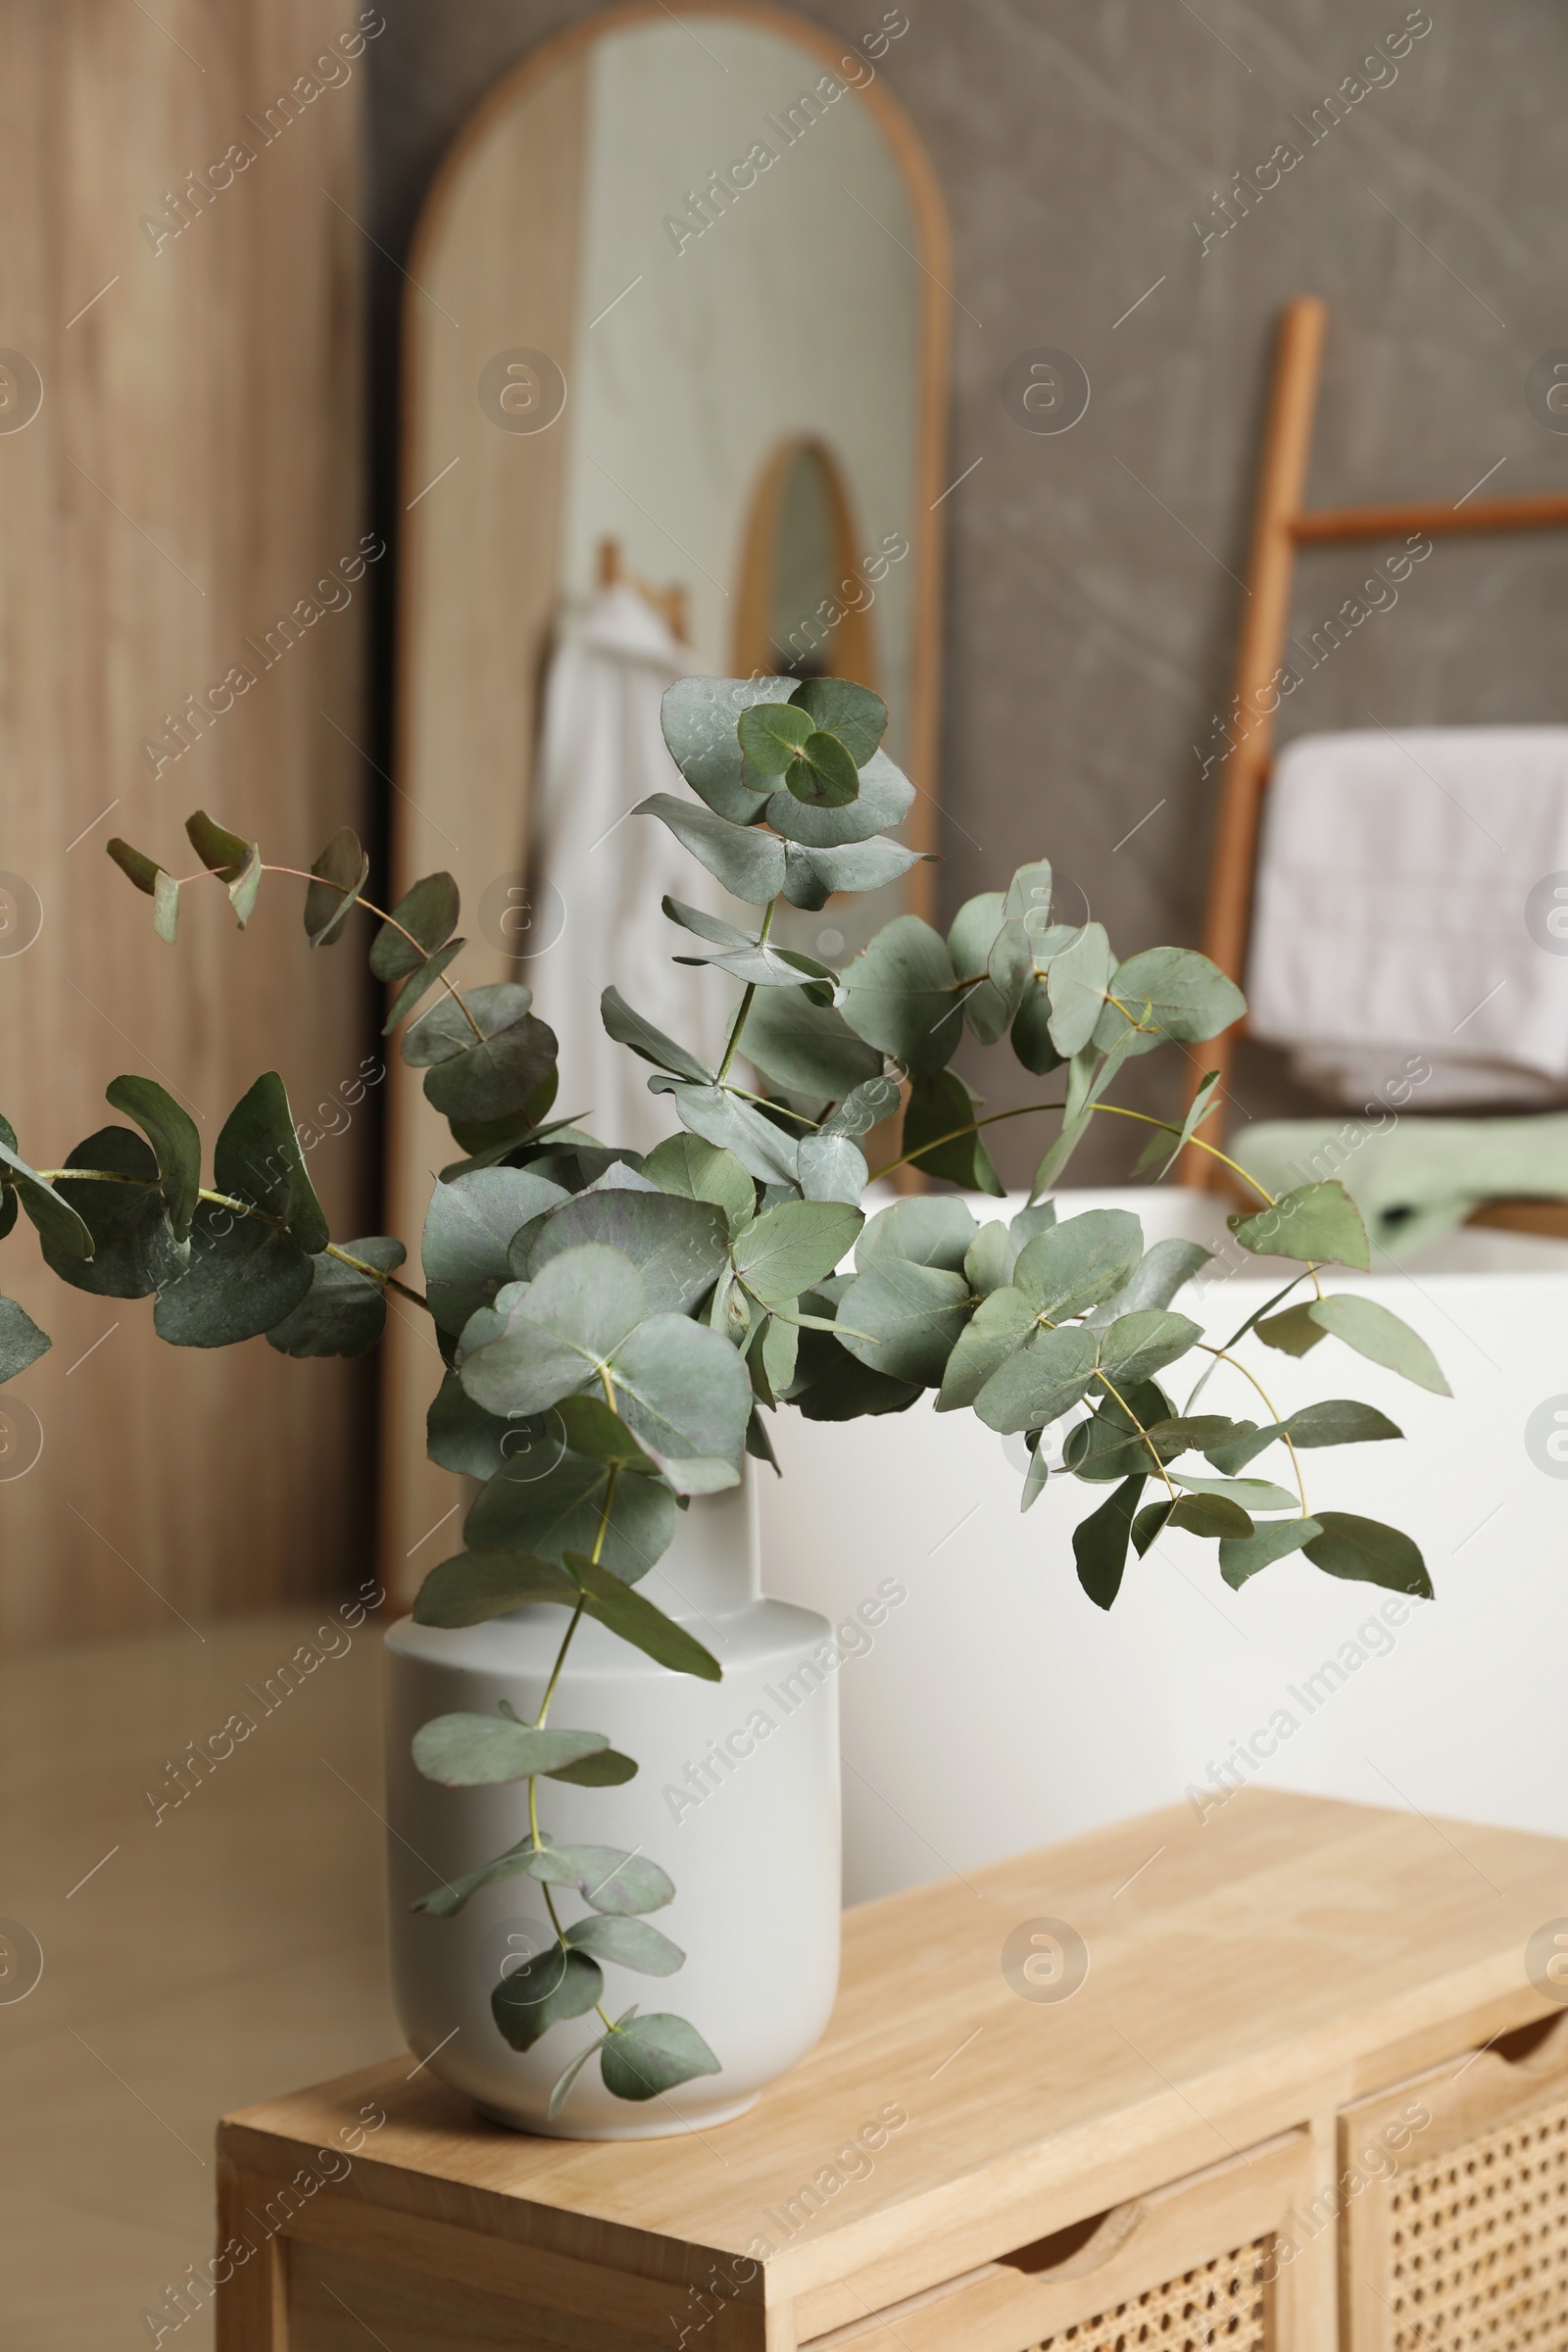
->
1093;1369;1180;1504
528;1449;622;2039
535;1601;587;1732
1182;1270;1312;1414
1194;1342;1308;1515
261;863;486;1044
321;1243;429;1312
867;1091;1276;1205
721;1085;821;1129
714;897;778;1083
1083;1102;1276;1205
33;1167;148;1187
868;1098;1068;1180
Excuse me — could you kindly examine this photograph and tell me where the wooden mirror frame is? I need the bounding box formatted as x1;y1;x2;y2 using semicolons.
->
380;1;953;1592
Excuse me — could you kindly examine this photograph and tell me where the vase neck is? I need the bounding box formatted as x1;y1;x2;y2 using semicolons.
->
637;1466;760;1621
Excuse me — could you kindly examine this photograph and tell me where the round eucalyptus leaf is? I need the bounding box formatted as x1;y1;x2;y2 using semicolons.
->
737;700;812;775
972;1323;1100;1435
523;1189;729;1315
304;825;368;948
838;916;960;1074
660;676;791;822
1011;1208;1144;1321
44;1127;185;1298
213;1071;329;1253
603;1314;752;1490
153;1204;313;1347
526;1841;676;1915
0;1295;50;1384
465;1445;676;1580
765;748;913;847
413;1547;578;1626
265;1237;404;1358
600;2012;720;2100
412;1713;608;1787
732;1199;861;1306
784;729;860;808
836;1261;972;1387
856;1195;977;1274
564;1914;684;1976
789;676;888;762
460;1245;648;1419
422;1165;567;1338
105;1074;201;1240
642;1133;756;1234
636;794;786;905
369;871;460;982
492;1944;603;2053
741;990;881;1099
781;835;922;911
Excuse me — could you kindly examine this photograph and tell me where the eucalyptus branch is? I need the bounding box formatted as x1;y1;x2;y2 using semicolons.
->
261;863;486;1044
1092;1368;1180;1504
714;896;779;1083
1194;1341;1308;1515
28;1166;432;1311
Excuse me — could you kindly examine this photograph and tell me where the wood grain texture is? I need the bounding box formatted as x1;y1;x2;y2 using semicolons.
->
217;2164;291;2350
220;1788;1568;2346
0;0;370;1648
380;4;952;1594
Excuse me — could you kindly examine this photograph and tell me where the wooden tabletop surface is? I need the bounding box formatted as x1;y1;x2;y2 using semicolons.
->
220;1789;1568;2302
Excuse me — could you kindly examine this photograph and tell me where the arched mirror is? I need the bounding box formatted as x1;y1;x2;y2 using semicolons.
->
382;1;952;1579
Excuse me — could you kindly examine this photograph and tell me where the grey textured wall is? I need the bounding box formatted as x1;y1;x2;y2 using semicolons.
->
368;0;1568;1185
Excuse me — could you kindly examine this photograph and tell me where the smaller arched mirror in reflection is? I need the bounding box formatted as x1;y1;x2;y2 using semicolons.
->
733;437;884;693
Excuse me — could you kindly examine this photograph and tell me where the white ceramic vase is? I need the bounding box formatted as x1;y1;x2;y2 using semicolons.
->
383;1470;842;2137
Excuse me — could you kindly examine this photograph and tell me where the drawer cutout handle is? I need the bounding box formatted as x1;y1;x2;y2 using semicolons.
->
999;2198;1146;2283
1494;2010;1568;2071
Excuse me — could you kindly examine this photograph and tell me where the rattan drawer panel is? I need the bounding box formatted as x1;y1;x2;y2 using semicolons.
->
1343;2010;1568;2350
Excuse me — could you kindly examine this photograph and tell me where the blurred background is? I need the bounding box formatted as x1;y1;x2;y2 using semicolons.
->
4;2;1567;2340
8;0;1568;1645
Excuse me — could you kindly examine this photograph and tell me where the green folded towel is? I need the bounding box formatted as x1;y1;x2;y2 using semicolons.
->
1230;1115;1568;1256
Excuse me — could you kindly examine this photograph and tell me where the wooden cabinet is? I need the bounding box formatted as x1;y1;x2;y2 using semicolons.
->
214;1790;1568;2350
1341;2012;1568;2349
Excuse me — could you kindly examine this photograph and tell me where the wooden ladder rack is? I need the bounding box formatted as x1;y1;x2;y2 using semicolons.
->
1179;295;1568;1209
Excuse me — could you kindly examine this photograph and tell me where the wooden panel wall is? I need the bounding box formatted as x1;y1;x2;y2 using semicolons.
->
0;1;371;1648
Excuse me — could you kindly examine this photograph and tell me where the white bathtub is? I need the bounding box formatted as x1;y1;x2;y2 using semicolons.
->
757;1188;1568;1902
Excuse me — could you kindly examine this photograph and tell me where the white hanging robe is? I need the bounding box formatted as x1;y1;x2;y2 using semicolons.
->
530;583;731;1153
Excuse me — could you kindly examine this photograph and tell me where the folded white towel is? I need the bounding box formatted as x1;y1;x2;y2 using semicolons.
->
1246;726;1568;1107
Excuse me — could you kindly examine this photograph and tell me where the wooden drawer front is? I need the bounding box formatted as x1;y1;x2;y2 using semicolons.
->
804;2130;1315;2352
1342;2012;1568;2350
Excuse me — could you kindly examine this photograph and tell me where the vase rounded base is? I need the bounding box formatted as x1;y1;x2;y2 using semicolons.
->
472;2088;761;2140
